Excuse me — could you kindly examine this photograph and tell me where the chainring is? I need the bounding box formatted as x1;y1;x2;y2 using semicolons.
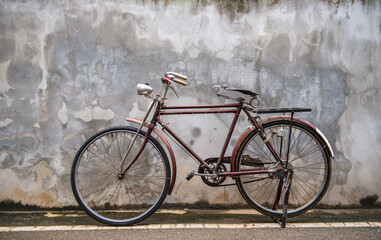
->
198;158;227;187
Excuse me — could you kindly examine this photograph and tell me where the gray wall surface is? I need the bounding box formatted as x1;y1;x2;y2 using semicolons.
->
0;0;380;208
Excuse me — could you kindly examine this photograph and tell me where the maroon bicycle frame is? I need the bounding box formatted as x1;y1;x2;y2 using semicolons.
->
140;101;284;178
124;93;315;196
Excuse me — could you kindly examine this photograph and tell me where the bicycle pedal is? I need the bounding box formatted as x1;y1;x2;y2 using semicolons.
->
186;171;195;181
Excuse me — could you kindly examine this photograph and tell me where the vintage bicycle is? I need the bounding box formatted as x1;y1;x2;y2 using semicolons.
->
71;72;333;227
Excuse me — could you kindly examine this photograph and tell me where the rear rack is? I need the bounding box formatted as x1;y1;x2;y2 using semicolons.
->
256;108;311;114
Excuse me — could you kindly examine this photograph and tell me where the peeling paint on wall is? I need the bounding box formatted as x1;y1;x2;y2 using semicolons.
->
0;0;380;208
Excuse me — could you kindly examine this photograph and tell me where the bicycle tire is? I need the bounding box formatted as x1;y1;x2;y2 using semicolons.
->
235;119;331;218
71;126;170;226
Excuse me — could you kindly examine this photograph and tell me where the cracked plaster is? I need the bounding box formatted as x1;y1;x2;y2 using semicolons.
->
0;0;380;207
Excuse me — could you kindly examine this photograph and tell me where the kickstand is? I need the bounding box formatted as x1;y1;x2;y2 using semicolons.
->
280;170;293;228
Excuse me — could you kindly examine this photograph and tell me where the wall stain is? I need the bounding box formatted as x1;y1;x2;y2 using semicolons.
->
192;127;201;138
0;133;38;153
0;0;380;208
359;195;379;207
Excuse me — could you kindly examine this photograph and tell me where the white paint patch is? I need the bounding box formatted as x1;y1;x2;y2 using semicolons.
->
216;50;234;61
189;48;200;58
76;107;92;122
92;0;106;28
156;209;187;215
0;222;380;232
0;169;19;196
0;60;12;92
29;161;53;183
76;106;115;122
37;7;60;92
57;101;68;125
93;106;115;121
45;212;82;218
1;93;13;107
0;118;13;128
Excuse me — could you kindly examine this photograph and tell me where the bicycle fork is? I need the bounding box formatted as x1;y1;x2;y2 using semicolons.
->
119;96;162;176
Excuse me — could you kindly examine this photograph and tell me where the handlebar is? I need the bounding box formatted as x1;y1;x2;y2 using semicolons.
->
166;72;188;81
160;72;189;98
173;78;187;86
163;72;188;86
138;73;260;108
162;72;188;89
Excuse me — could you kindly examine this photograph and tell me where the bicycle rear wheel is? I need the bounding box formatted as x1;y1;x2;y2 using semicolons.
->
71;126;170;225
235;119;331;218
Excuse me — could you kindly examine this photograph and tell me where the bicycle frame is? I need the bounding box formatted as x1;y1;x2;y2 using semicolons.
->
159;103;242;170
158;103;284;177
124;82;334;196
124;99;285;192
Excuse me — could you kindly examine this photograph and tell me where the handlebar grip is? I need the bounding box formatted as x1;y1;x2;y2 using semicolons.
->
167;72;188;80
174;78;187;86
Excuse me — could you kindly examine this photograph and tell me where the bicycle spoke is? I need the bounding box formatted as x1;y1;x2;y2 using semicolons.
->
98;137;118;169
126;177;152;205
236;120;330;218
76;172;113;183
123;146;156;170
248;178;272;199
294;137;314;159
288;129;304;155
290;181;309;204
110;181;123;206
86;178;116;205
293;175;322;191
121;179;137;204
128;153;161;171
290;187;302;207
292;155;324;168
290;147;324;163
257;180;276;203
85;147;117;170
72;127;170;225
77;164;113;174
249;138;274;162
127;175;168;180
272;179;283;210
295;168;326;176
293;177;314;200
117;133;126;163
130;160;160;172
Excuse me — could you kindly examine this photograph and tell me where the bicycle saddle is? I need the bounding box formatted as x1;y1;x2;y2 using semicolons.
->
217;85;258;97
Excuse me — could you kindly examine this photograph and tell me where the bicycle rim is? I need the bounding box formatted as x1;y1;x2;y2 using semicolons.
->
235;120;331;218
71;127;170;225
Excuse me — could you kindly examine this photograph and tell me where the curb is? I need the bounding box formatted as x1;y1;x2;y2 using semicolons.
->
0;222;380;232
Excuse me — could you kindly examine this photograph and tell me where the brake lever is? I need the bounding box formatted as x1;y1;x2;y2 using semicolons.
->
163;74;181;98
169;80;180;98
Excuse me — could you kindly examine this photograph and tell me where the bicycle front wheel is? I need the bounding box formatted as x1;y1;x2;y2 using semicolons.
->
71;126;170;226
235;119;331;218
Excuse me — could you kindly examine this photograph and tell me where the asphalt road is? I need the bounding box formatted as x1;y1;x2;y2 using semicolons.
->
0;208;380;239
1;227;381;240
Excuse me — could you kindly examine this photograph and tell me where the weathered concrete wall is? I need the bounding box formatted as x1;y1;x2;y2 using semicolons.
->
0;0;380;208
